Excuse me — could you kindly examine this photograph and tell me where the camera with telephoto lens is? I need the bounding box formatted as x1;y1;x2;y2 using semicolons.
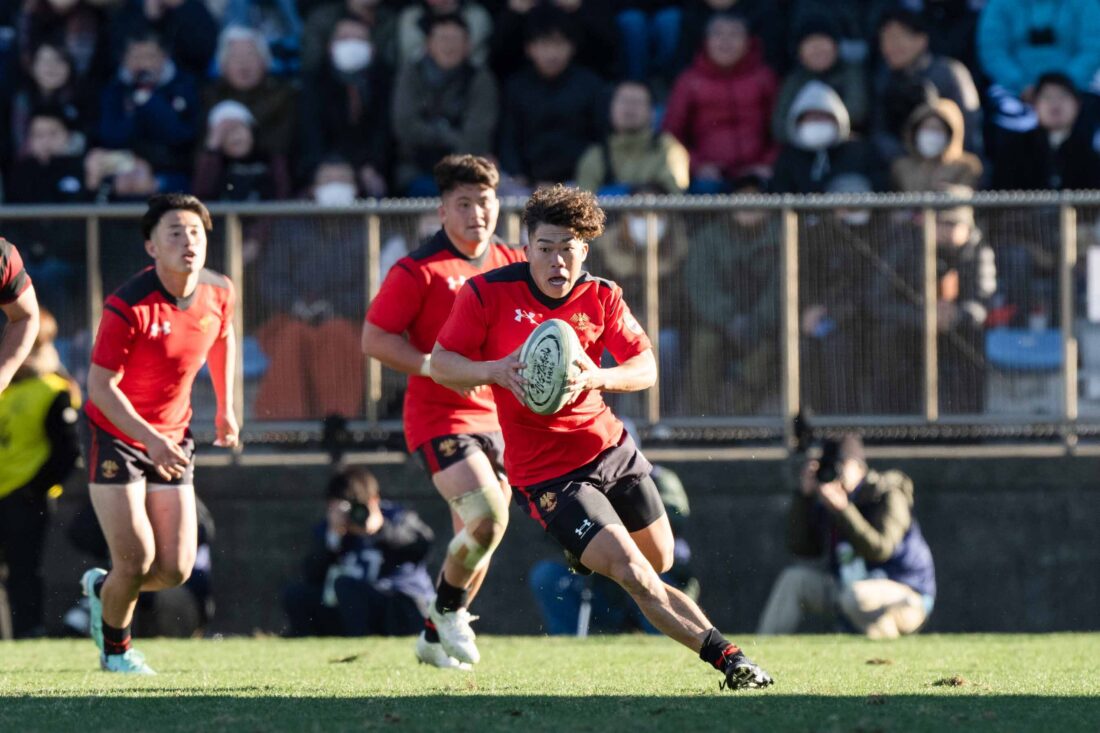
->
815;439;842;484
338;499;371;526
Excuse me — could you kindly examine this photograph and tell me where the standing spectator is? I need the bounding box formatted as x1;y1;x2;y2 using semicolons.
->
300;15;392;196
0;308;80;638
991;71;1100;190
498;20;607;190
192;100;292;201
283;466;435;638
772;15;868;145
616;1;680;84
391;13;496;196
109;0;219;79
892;97;983;191
872;8;982;164
98;30;200;192
490;0;618;80
203;26;297;158
770;80;882;194
575;80;689;195
222;0;303;75
396;0;492;68
18;0;112;88
10;42;95;156
663;12;778;192
301;0;398;75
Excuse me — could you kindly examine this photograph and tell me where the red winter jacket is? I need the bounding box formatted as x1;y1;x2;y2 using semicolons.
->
663;40;779;178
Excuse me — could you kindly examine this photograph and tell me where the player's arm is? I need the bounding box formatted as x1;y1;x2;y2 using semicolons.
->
361;320;432;377
207;324;239;448
0;284;40;392
569;347;657;396
87;364;189;480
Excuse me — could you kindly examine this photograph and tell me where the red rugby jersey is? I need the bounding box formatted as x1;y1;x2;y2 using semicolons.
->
366;229;524;452
0;239;31;305
86;267;234;448
436;262;652;486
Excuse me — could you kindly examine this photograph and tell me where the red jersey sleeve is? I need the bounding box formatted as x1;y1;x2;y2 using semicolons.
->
436;280;489;359
602;286;652;363
366;262;424;334
91;300;137;372
0;241;31;305
219;279;236;338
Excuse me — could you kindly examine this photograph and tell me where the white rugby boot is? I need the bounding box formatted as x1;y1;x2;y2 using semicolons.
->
428;605;481;665
415;631;472;671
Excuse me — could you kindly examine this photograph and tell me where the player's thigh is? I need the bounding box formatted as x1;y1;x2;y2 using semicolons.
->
628;513;675;574
145;483;198;573
90;481;156;574
426;441;506;532
607;475;671;572
579;523;654;589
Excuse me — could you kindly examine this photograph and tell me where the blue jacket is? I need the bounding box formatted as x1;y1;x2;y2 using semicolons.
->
978;0;1100;95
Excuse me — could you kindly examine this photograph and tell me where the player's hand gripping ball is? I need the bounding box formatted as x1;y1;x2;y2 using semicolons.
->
519;318;582;415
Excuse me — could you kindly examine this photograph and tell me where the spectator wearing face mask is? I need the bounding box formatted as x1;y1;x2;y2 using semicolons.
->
192;100;292;201
301;0;398;76
300;16;392;198
892;97;983;192
771;80;883;194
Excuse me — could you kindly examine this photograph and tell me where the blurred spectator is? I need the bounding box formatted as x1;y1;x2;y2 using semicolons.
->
676;0;786;75
98;29;200;192
684;175;779;415
253;158;366;420
10;41;95;156
575;80;689;195
900;0;983;77
663;12;778;193
283;466;434;637
616;0;681;83
529;463;697;636
490;0;618;80
770;80;882;194
772;15;868;145
396;0;491;68
203;26;296;158
0;308;80;638
991;71;1100;190
872;8;982;164
83;147;161;201
301;0;397;75
18;0;112;88
784;0;895;68
222;0;303;75
109;0;218;79
192;99;292;200
7;106;87;203
892;97;983;191
300;14;391;196
757;435;936;638
391;13;496;196
498;20;608;190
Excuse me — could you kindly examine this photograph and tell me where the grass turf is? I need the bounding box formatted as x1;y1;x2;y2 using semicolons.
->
1;634;1097;732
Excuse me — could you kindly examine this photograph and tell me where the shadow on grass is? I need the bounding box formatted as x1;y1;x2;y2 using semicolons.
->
2;695;1098;732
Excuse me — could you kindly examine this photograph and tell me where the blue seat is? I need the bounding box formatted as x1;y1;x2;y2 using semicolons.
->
985;328;1063;371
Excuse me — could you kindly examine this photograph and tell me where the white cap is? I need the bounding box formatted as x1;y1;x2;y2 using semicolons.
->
207;100;255;128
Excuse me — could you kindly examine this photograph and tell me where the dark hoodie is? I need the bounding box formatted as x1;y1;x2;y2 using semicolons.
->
992;108;1100;191
892;97;983;191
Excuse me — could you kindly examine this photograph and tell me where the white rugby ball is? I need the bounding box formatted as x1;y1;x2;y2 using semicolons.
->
519;318;583;415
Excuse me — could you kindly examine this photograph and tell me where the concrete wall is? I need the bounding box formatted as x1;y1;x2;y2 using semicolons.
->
38;454;1100;636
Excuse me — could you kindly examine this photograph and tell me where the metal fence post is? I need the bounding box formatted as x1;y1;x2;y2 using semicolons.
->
922;207;939;422
1060;204;1078;426
780;208;800;449
644;210;661;424
365;213;382;424
225;214;245;427
86;216;102;336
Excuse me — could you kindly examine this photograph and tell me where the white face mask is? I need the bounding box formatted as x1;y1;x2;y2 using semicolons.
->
626;215;667;246
331;39;373;73
798;120;838;150
915;129;948;158
315;181;357;207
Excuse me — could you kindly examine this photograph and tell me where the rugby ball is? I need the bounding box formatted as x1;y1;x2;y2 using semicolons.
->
519;318;583;415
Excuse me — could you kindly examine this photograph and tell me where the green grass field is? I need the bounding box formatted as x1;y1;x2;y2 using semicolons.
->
2;634;1097;732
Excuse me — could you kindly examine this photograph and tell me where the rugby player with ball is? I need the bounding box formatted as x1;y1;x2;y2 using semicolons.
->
431;185;773;691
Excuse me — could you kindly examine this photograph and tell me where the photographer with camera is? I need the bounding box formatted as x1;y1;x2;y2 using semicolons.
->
282;466;436;637
757;434;936;639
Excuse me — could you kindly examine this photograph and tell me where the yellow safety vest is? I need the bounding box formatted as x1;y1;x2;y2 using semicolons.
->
0;373;78;499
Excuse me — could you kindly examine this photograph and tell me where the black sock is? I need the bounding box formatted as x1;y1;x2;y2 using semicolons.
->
698;627;741;669
434;576;468;614
93;576;105;599
102;621;132;656
423;618;440;643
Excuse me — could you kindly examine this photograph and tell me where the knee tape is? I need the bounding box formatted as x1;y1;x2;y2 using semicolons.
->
446;486;508;570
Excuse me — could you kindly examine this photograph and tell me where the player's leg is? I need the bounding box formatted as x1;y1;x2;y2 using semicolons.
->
141;482;198;591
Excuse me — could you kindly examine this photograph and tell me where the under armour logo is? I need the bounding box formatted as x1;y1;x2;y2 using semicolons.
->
149;321;172;338
575;519;594;539
446;275;466;291
514;309;539;325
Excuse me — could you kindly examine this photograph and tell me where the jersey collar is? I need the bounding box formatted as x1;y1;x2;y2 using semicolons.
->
438;229;495;269
149;268;197;310
524;266;588;310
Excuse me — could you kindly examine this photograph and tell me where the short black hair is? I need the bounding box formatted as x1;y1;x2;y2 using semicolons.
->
524;8;575;45
434;154;499;194
1035;71;1079;99
878;8;929;36
124;28;167;51
141;194;213;240
28;103;72;130
326;466;380;501
523;184;605;241
423;12;468;36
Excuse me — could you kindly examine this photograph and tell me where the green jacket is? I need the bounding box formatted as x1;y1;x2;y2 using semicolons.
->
575;130;690;194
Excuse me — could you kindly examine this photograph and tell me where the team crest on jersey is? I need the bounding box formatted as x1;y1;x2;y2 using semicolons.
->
539;492;557;513
446;275;467;292
514;309;540;325
438;438;458;457
569;312;591;330
149;320;172;338
198;314;217;333
101;460;120;479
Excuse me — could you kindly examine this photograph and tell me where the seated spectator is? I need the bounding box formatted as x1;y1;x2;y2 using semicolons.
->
772;15;868;145
301;0;398;75
904;0;983;77
676;0;786;76
253;158;367;420
300;15;391;196
784;0;893;67
991;72;1100;191
83;148;161;201
684;174;779;415
491;1;618;81
98;30;200;192
391;13;496;196
7;107;87;203
204;26;297;158
222;0;303;75
770;80;882;193
109;0;218;80
283;466;434;637
757;435;936;639
18;0;112;89
872;8;981;163
192;100;292;201
617;1;681;83
892;97;983;191
575;80;689;195
499;20;609;190
663;12;778;193
10;42;96;155
396;0;491;68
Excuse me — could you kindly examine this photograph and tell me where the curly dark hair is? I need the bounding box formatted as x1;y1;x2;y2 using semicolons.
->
141;193;213;239
433;154;499;194
523;184;606;241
